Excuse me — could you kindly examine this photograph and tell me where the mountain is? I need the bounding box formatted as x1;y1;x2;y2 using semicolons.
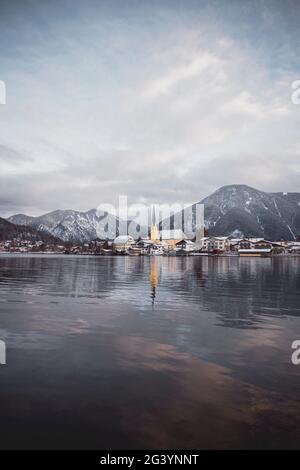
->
8;209;135;243
0;217;62;244
201;185;300;240
162;185;300;240
8;185;300;242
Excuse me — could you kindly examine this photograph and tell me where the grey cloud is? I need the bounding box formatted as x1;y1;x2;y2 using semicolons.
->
0;0;299;216
0;144;32;163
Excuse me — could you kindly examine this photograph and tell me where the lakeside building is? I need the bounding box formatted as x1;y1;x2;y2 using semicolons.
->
175;239;195;252
160;229;187;249
230;238;257;250
135;238;154;251
199;237;230;252
230;238;286;253
113;235;135;251
289;244;300;254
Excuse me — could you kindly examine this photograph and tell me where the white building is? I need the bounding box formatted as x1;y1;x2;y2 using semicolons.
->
199;236;230;252
113;235;135;250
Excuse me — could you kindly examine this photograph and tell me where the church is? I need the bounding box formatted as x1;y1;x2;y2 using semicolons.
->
150;206;187;249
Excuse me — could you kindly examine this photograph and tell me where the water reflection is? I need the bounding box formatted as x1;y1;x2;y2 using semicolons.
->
1;255;299;325
0;254;299;449
150;258;159;308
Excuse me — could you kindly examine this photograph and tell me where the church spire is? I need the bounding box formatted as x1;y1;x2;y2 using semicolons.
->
150;205;159;242
152;205;156;225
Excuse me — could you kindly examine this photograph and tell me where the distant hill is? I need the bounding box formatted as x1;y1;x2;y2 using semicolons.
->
0;217;63;244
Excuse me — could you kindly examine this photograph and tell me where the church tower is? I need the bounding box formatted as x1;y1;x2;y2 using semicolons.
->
150;206;159;242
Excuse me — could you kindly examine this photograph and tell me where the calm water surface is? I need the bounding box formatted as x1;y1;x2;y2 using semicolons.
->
0;254;299;449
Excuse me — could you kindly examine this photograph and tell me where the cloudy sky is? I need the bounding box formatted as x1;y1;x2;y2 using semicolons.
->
0;0;299;216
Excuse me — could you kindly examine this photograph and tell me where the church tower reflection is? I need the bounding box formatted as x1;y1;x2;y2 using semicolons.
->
150;258;159;308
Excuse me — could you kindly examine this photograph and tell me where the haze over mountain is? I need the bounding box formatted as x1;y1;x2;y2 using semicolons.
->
7;185;300;242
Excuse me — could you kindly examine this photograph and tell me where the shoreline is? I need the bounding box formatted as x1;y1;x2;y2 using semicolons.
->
0;252;299;258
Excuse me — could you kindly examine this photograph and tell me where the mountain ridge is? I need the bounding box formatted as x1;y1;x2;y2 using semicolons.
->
197;184;300;240
7;185;300;241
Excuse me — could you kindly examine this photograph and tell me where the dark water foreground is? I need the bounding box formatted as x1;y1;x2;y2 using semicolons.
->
0;254;299;449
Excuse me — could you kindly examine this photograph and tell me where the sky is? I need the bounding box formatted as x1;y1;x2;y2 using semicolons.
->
0;0;299;216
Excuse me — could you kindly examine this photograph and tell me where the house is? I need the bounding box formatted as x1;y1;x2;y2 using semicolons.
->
254;240;273;249
289;245;300;254
250;240;286;253
135;238;155;254
261;241;286;253
160;229;187;249
199;237;230;252
230;238;256;251
149;243;164;255
175;239;195;252
113;235;135;251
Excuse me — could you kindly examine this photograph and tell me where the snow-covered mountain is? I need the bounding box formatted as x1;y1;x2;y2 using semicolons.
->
8;185;300;241
201;185;300;239
8;209;122;242
162;185;300;240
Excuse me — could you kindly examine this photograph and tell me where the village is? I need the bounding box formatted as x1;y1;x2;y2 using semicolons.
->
1;222;300;257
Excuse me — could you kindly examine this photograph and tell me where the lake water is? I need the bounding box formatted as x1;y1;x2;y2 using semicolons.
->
0;254;299;449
